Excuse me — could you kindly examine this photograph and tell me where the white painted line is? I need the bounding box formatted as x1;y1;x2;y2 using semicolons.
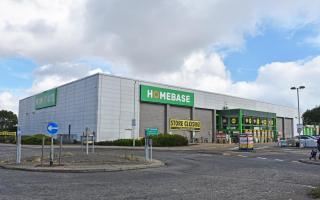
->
291;161;300;163
237;155;248;158
229;147;239;150
255;146;270;150
300;185;316;189
274;159;284;162
257;157;267;160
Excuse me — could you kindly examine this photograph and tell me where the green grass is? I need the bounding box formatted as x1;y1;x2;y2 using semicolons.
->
309;187;320;199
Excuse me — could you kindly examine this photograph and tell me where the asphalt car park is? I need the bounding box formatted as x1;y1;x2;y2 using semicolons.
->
0;144;319;200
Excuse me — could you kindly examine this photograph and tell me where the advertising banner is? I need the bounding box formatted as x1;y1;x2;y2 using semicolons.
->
35;88;57;110
0;131;16;136
244;116;252;124
140;85;194;107
170;119;201;131
230;117;238;125
239;133;254;150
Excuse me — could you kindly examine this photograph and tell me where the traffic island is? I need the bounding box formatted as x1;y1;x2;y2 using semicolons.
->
0;151;165;173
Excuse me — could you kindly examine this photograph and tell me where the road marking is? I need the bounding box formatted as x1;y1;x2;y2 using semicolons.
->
255;146;270;150
300;185;316;189
229;147;239;150
274;159;284;162
291;161;300;163
257;157;267;160
237;155;248;158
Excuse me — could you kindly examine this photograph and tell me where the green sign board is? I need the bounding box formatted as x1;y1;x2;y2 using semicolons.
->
140;85;194;107
145;128;159;136
35;88;57;110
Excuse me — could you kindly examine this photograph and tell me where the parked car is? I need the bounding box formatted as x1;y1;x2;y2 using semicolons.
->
311;135;320;140
294;135;317;147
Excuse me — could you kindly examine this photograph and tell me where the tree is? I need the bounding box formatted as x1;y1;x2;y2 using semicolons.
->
0;110;18;132
302;106;320;125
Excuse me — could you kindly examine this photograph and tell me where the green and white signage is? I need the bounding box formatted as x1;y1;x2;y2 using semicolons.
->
140;85;194;107
35;88;57;110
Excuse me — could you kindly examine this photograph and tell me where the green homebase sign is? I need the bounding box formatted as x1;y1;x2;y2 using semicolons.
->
140;85;194;107
35;88;57;110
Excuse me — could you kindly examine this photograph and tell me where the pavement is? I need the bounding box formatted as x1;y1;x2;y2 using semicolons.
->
0;143;319;200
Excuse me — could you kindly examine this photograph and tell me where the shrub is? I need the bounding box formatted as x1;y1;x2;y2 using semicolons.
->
148;134;188;147
96;139;144;146
96;134;188;147
22;134;55;145
309;186;320;199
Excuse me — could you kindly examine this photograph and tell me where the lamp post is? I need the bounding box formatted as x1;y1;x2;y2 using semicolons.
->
132;80;137;147
291;86;305;147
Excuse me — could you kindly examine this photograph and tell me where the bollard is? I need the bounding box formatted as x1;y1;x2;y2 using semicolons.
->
59;135;62;165
41;135;44;166
50;136;54;166
16;132;21;164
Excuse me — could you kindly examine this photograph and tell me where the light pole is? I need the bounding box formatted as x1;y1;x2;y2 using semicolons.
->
291;86;305;147
132;80;137;147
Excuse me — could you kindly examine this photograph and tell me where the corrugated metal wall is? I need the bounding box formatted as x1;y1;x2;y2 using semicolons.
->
194;108;213;142
276;117;284;138
139;103;165;137
169;106;192;139
284;118;294;138
98;76;139;141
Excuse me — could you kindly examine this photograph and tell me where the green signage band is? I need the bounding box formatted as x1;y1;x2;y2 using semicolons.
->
35;88;57;110
140;85;194;107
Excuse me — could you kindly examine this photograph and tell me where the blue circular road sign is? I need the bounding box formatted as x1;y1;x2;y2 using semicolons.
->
47;122;59;135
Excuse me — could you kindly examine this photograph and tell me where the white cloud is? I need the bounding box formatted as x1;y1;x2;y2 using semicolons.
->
143;51;320;112
27;63;106;94
0;92;19;113
1;0;320;74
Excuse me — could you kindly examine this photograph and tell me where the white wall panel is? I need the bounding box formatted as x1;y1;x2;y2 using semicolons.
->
18;75;99;139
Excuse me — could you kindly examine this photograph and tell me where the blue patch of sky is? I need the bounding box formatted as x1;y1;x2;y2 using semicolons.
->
0;57;37;90
222;24;320;82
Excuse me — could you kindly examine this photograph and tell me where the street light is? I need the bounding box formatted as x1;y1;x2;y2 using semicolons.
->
291;85;305;147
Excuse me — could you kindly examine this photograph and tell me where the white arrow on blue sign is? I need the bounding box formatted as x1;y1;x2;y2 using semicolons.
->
47;122;59;135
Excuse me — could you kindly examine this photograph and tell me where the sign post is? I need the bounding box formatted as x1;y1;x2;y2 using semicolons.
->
47;122;59;166
144;128;158;161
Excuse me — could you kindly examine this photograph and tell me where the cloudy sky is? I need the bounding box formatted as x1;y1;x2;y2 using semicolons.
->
1;0;320;114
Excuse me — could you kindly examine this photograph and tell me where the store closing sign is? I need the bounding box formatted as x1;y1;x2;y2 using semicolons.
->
170;119;201;131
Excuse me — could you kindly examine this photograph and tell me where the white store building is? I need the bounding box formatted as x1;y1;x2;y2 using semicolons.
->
18;73;297;142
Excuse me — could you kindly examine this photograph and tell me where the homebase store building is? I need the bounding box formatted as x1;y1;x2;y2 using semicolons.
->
19;73;297;143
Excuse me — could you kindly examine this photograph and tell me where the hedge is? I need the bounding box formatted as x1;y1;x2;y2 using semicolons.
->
96;134;188;147
22;134;56;145
149;134;188;147
96;139;144;146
